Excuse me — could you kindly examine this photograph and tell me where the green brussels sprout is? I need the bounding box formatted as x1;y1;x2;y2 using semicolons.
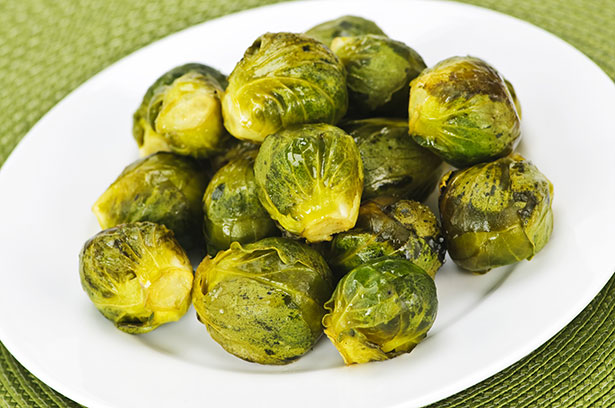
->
133;63;229;158
92;152;209;249
329;198;445;278
254;124;363;242
203;149;279;254
341;118;443;200
331;35;426;116
192;237;334;365
222;32;348;143
323;257;437;365
79;222;193;334
408;56;521;168
439;153;554;273
304;15;386;47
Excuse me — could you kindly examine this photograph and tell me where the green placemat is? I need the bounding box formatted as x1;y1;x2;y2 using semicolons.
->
0;0;613;407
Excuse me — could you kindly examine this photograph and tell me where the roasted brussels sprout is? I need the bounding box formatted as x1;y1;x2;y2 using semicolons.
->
304;15;386;47
342;118;442;200
92;152;209;249
133;63;229;158
192;237;334;364
222;32;348;143
254;124;363;242
329;198;445;278
79;222;193;334
331;35;426;116
323;257;437;365
203;149;279;254
408;56;521;168
439;154;554;273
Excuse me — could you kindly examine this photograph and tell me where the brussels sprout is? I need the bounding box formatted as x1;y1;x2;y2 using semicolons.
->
341;118;442;200
254;124;363;242
192;237;334;365
203;149;279;254
408;56;521;168
323;257;437;365
92;152;209;249
133;63;229;158
439;154;554;273
222;32;348;143
79;222;193;334
331;35;426;116
304;15;386;47
329;198;445;278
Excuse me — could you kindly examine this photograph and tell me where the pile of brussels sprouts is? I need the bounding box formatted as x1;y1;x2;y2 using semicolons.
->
79;15;554;366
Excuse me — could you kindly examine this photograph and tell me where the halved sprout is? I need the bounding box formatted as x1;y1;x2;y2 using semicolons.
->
409;56;521;168
439;153;554;273
192;237;334;364
79;222;193;334
323;257;437;365
254;124;363;242
222;32;348;143
133;63;229;158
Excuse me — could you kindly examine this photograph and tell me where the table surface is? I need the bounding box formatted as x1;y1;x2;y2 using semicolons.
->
1;0;614;407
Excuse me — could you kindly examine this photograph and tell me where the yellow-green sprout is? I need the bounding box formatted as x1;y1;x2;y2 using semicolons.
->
133;63;229;158
192;237;334;364
409;56;521;168
92;152;209;250
222;33;348;143
323;257;437;365
439;154;554;273
254;124;363;242
79;222;193;334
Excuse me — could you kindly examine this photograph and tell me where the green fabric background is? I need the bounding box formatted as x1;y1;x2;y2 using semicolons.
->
0;0;613;406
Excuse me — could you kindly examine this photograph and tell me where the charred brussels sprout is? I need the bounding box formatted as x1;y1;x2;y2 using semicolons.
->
331;35;426;116
133;63;229;158
222;32;348;143
408;56;521;168
342;118;442;200
323;257;437;365
254;124;363;242
304;15;386;47
439;154;554;273
192;237;334;364
79;222;193;334
203;149;279;254
330;198;445;278
92;152;209;249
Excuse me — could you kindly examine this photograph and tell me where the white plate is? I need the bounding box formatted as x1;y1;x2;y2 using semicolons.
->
1;1;614;407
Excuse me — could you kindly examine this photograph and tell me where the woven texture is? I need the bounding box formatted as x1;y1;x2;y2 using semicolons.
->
0;0;613;407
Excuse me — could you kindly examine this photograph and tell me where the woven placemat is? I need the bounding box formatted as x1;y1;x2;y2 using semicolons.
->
1;0;613;407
